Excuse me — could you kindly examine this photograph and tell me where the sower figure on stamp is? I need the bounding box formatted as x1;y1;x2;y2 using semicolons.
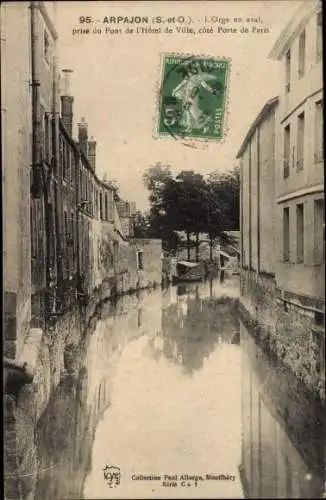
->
172;68;221;133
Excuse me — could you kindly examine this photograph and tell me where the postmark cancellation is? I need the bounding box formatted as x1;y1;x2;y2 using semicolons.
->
156;52;231;142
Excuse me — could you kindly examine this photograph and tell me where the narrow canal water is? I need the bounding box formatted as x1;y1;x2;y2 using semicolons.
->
34;275;325;499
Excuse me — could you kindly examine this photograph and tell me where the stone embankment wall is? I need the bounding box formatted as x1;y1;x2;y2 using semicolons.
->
240;268;325;403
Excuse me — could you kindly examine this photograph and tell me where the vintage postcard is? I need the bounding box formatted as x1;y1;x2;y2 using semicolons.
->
2;1;324;499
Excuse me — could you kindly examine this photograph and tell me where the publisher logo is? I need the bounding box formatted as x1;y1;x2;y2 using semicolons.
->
103;464;121;488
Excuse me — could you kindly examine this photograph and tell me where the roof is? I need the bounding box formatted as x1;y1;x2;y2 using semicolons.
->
269;1;321;60
236;97;279;159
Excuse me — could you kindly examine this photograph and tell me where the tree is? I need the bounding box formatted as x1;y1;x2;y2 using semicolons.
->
207;165;240;232
143;163;185;250
143;162;173;217
203;165;240;259
133;210;151;238
142;163;240;260
174;171;208;261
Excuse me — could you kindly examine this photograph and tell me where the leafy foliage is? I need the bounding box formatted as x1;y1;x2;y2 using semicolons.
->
141;162;240;255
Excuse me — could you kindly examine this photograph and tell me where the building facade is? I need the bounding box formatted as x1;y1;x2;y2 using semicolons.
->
238;0;324;404
269;0;324;304
237;97;280;334
2;2;33;362
2;3;162;499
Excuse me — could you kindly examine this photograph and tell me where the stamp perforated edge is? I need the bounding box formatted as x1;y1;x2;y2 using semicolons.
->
152;51;232;148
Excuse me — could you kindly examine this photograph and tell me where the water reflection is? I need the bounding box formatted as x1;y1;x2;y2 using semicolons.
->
84;277;243;499
35;277;243;499
33;275;325;500
240;320;326;499
149;281;240;375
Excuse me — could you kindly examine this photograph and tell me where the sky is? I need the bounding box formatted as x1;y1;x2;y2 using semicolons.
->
52;0;301;210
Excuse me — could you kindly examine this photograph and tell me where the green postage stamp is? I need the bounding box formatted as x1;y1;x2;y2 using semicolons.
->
157;54;230;141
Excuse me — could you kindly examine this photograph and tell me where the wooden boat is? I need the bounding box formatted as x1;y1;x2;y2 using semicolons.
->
172;260;206;283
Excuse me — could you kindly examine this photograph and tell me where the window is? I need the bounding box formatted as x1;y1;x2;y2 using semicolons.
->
62;140;67;179
45;113;50;161
78;170;82;201
105;194;108;220
283;207;290;261
108;191;113;221
314;199;325;264
81;173;84;201
40;105;45;160
284;124;291;177
71;210;75;241
314;100;324;163
64;144;70;181
298;30;306;78
99;192;103;220
316;11;322;62
113;241;119;270
137;250;144;270
44;29;50;63
64;211;69;272
59;137;64;178
48;203;55;271
91;184;93;215
296;204;304;263
297;112;305;171
70;152;75;185
285;49;291;93
94;189;98;218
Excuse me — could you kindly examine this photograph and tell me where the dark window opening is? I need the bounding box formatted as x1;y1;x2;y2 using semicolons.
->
297;112;305;171
137;250;144;270
296;203;304;263
283;207;290;262
285;50;291;93
284;125;291;178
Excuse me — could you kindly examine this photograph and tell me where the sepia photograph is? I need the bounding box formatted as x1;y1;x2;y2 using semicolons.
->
1;0;325;499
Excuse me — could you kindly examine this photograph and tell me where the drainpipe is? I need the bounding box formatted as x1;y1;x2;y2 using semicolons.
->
30;2;41;198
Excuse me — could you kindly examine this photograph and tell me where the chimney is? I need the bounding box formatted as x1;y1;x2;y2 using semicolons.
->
60;69;74;135
88;136;97;171
78;117;88;157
